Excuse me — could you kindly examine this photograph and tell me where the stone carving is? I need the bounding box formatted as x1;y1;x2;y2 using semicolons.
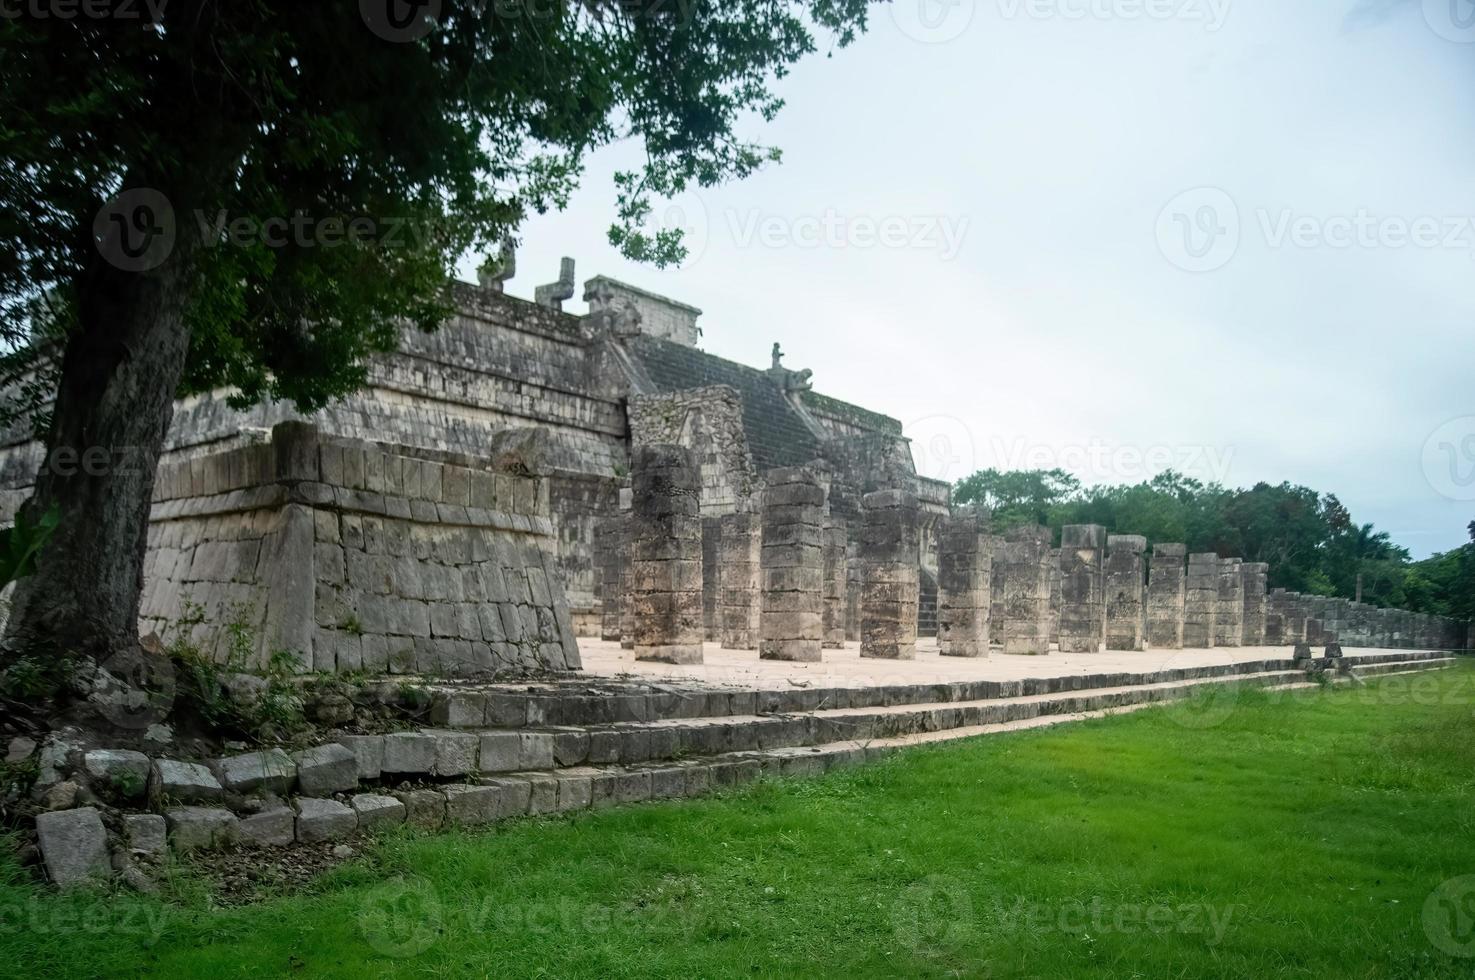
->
477;235;516;292
534;256;576;310
584;278;643;338
1104;535;1147;651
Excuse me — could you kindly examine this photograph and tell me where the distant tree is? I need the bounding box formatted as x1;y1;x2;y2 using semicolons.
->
0;1;876;693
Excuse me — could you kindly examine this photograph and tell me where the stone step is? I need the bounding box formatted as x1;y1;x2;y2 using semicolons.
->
429;656;1459;774
420;650;1453;730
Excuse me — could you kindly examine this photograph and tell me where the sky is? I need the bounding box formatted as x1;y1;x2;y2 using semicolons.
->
463;0;1475;559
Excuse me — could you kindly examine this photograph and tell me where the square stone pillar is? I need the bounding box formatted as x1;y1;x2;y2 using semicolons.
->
1002;526;1053;656
1145;543;1186;649
1058;525;1106;653
845;551;863;643
1104;534;1147;651
1283;592;1308;645
1265;588;1287;645
718;511;761;650
628;445;703;664
1184;553;1219;648
1215;558;1244;647
860;489;921;660
1047;555;1062;649
989;539;1007;647
822;517;849;649
759;466;825;662
594;512;629;643
1241;562;1268;646
937;505;994;658
617;488;636;649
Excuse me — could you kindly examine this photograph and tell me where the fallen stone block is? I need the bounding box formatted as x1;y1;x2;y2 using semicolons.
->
82;750;151;798
36;807;110;887
352;794;407;830
217;748;296;795
238;806;296;847
166;806;239;852
395;789;446;829
337;734;384;780
295;797;358;842
123;813;167;858
293;743;359;795
150;759;223;804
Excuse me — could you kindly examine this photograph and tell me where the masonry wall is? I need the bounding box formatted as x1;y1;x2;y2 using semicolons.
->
141;423;579;675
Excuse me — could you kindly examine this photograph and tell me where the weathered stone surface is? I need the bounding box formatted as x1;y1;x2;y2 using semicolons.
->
629;444;704;664
821;517;849;648
430;730;480;776
1000;526;1053;655
1058;525;1106;653
718;512;762;650
150;759;223;804
218;748;296;795
1104;535;1147;652
352;794;407;829
861;490;921;660
36;807;110;887
760;466;825;662
295;797;357;842
166;806;239;852
478;732;522;773
83;749;151;797
382;731;438;774
124;813;167;857
1145;543;1186;649
1183;553;1219;648
337;734;385;780
937;506;993;658
293;743;359;795
1215;557;1244;647
1240;562;1269;646
238;806;296;847
395;789;446;829
443;784;500;825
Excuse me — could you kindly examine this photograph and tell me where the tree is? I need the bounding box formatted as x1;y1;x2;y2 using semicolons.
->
0;1;875;690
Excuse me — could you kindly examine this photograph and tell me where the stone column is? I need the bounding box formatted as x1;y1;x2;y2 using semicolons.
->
1283;592;1308;645
628;445;703;664
989;539;1006;647
845;551;863;643
617;488;636;649
759;466;825;662
937;505;994;658
718;511;761;650
1241;562;1268;646
860;490;921;660
1265;588;1287;645
1001;526;1053;656
701;517;722;642
1184;553;1219;648
1058;525;1106;653
1047;555;1062;649
1104;535;1147;651
1214;558;1244;647
594;512;629;642
822;517;849;649
1145;543;1186;649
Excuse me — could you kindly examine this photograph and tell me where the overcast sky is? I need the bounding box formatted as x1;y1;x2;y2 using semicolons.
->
467;0;1475;558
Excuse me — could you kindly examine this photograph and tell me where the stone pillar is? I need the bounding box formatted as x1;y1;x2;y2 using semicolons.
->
1047;555;1062;649
990;540;1008;649
594;512;629;642
1265;588;1287;645
1241;562;1268;646
822;517;849;649
1001;526;1053;656
937;505;994;658
718;511;761;650
860;490;921;660
1145;543;1186;649
759;466;825;662
1104;535;1147;651
701;517;722;642
1184;553;1219;648
845;551;863;643
1058;525;1106;653
1283;592;1307;645
617;488;636;649
1214;558;1244;647
628;445;703;664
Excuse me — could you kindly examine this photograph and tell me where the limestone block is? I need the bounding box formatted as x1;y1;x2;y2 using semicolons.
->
293;743;360;795
238;806;296;847
150;759;223;804
395;789;447;829
83;749;151;797
295;797;358;842
430;730;480;776
337;734;385;780
352;794;407;830
166;806;239;852
218;748;297;795
382;732;439;775
124;813;167;858
36;807;111;887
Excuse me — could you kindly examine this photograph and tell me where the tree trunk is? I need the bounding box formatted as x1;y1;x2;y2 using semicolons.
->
2;189;199;677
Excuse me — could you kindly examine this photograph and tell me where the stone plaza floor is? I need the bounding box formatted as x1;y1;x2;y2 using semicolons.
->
575;638;1408;689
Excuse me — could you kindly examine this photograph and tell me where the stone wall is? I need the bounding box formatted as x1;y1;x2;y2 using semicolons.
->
142;422;579;675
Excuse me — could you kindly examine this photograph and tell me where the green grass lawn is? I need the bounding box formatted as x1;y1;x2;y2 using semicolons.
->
6;665;1475;979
